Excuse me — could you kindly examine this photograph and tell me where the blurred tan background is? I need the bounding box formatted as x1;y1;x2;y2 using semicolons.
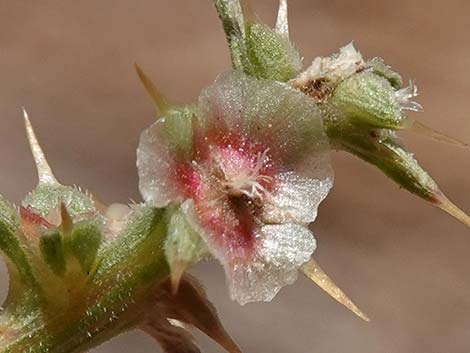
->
1;1;470;352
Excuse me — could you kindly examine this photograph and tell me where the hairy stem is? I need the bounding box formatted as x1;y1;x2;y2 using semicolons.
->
0;206;170;353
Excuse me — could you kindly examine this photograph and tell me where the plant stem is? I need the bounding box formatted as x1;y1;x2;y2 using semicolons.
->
0;206;170;353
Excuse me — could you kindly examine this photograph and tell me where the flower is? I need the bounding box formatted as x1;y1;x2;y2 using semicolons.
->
294;43;365;87
137;70;334;304
395;80;423;112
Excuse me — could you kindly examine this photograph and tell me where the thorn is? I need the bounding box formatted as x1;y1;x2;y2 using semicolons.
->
170;260;189;295
302;259;370;322
239;0;256;24
59;200;73;235
22;108;58;185
275;0;289;37
410;120;468;148
134;63;170;115
434;190;470;227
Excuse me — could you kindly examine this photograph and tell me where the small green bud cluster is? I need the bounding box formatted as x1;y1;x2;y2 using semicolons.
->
291;43;468;224
215;1;469;226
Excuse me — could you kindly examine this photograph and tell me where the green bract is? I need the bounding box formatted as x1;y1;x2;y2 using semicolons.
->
245;22;302;81
368;57;403;89
23;183;96;218
214;0;302;82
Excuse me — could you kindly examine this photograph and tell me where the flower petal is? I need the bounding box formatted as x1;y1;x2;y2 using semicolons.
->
137;119;184;207
295;43;364;87
228;224;316;305
198;71;331;167
263;170;333;224
395;80;423;112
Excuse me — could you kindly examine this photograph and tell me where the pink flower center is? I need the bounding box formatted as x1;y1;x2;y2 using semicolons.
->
173;135;276;256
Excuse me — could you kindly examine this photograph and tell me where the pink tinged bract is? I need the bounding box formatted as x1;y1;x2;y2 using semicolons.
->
137;71;334;304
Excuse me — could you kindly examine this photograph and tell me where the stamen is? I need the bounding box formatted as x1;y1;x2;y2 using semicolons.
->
224;148;273;200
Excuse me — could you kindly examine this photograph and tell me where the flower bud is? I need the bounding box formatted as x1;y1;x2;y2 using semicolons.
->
293;43;417;130
293;44;470;226
330;71;413;130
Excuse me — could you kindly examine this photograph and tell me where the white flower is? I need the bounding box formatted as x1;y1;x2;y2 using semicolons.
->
137;71;334;304
395;80;423;112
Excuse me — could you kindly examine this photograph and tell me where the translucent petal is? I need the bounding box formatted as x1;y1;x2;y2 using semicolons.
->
263;170;333;224
395;80;423;112
295;43;364;87
198;71;331;169
228;224;316;305
137;119;184;207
